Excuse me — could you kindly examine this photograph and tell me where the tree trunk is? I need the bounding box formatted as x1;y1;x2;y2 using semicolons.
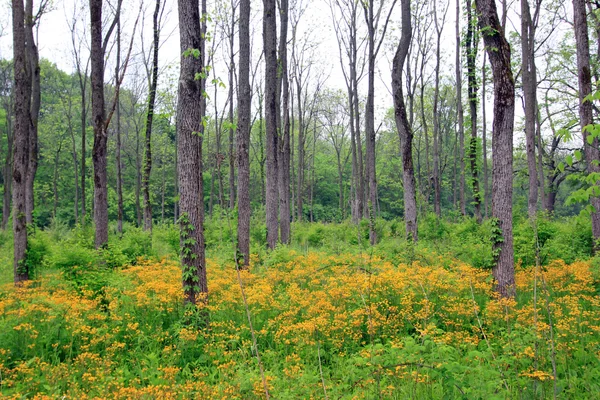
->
455;0;466;216
115;17;123;234
278;0;291;244
143;0;161;232
573;0;600;247
364;0;378;244
24;0;39;226
476;0;516;297
432;0;443;218
12;0;31;282
521;0;538;218
2;94;13;231
66;92;79;224
177;0;207;307
90;0;109;248
236;0;251;266
264;0;279;249
482;53;489;218
228;2;236;210
467;0;482;222
392;0;418;241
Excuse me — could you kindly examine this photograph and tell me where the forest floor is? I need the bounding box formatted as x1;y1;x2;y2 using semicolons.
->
0;217;599;398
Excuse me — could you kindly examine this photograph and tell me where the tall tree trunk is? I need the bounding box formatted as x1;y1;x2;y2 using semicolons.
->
177;0;207;306
482;53;489;218
573;0;600;248
364;0;378;244
78;65;88;224
12;0;31;282
278;0;291;244
143;0;161;232
90;0;109;248
236;0;251;266
67;93;79;224
228;1;236;211
476;0;516;297
115;17;123;234
455;0;466;216
2;95;14;231
52;140;63;220
393;0;417;241
264;0;279;249
24;0;39;226
467;0;482;222
296;78;304;221
432;0;444;218
521;0;538;218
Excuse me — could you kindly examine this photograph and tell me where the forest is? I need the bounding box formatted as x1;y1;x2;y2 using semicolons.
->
1;0;600;397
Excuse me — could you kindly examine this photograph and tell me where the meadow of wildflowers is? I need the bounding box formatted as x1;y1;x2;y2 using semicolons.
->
1;235;599;399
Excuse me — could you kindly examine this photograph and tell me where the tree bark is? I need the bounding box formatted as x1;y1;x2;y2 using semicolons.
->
455;0;466;216
392;0;418;241
573;0;600;247
278;0;291;244
521;0;538;218
476;0;516;297
90;0;109;248
228;1;236;211
115;16;123;234
177;0;207;306
264;0;279;249
24;0;39;226
482;53;489;218
12;0;31;282
143;0;162;233
432;0;445;218
364;0;378;243
236;0;251;266
466;0;482;222
2;83;13;231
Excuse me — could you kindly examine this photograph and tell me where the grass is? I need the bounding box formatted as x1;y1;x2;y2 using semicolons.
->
0;216;599;398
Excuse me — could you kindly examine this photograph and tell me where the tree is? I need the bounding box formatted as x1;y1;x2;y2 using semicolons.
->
521;0;538;218
362;0;396;244
89;0;121;248
24;0;44;225
466;0;482;222
264;0;279;249
236;0;251;266
573;0;600;249
12;0;31;282
392;0;417;241
278;0;291;244
455;0;466;216
177;0;207;306
476;0;516;297
142;0;163;232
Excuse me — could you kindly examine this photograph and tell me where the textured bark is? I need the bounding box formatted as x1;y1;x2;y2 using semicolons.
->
90;0;108;248
455;0;466;216
2;80;13;231
24;0;39;226
236;0;251;266
476;0;515;297
177;0;207;306
482;53;489;218
466;0;482;222
392;0;417;241
278;0;291;244
143;0;161;232
364;0;377;243
115;17;123;234
228;1;236;211
521;0;538;218
264;0;279;249
12;0;31;282
432;0;446;218
573;0;600;246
